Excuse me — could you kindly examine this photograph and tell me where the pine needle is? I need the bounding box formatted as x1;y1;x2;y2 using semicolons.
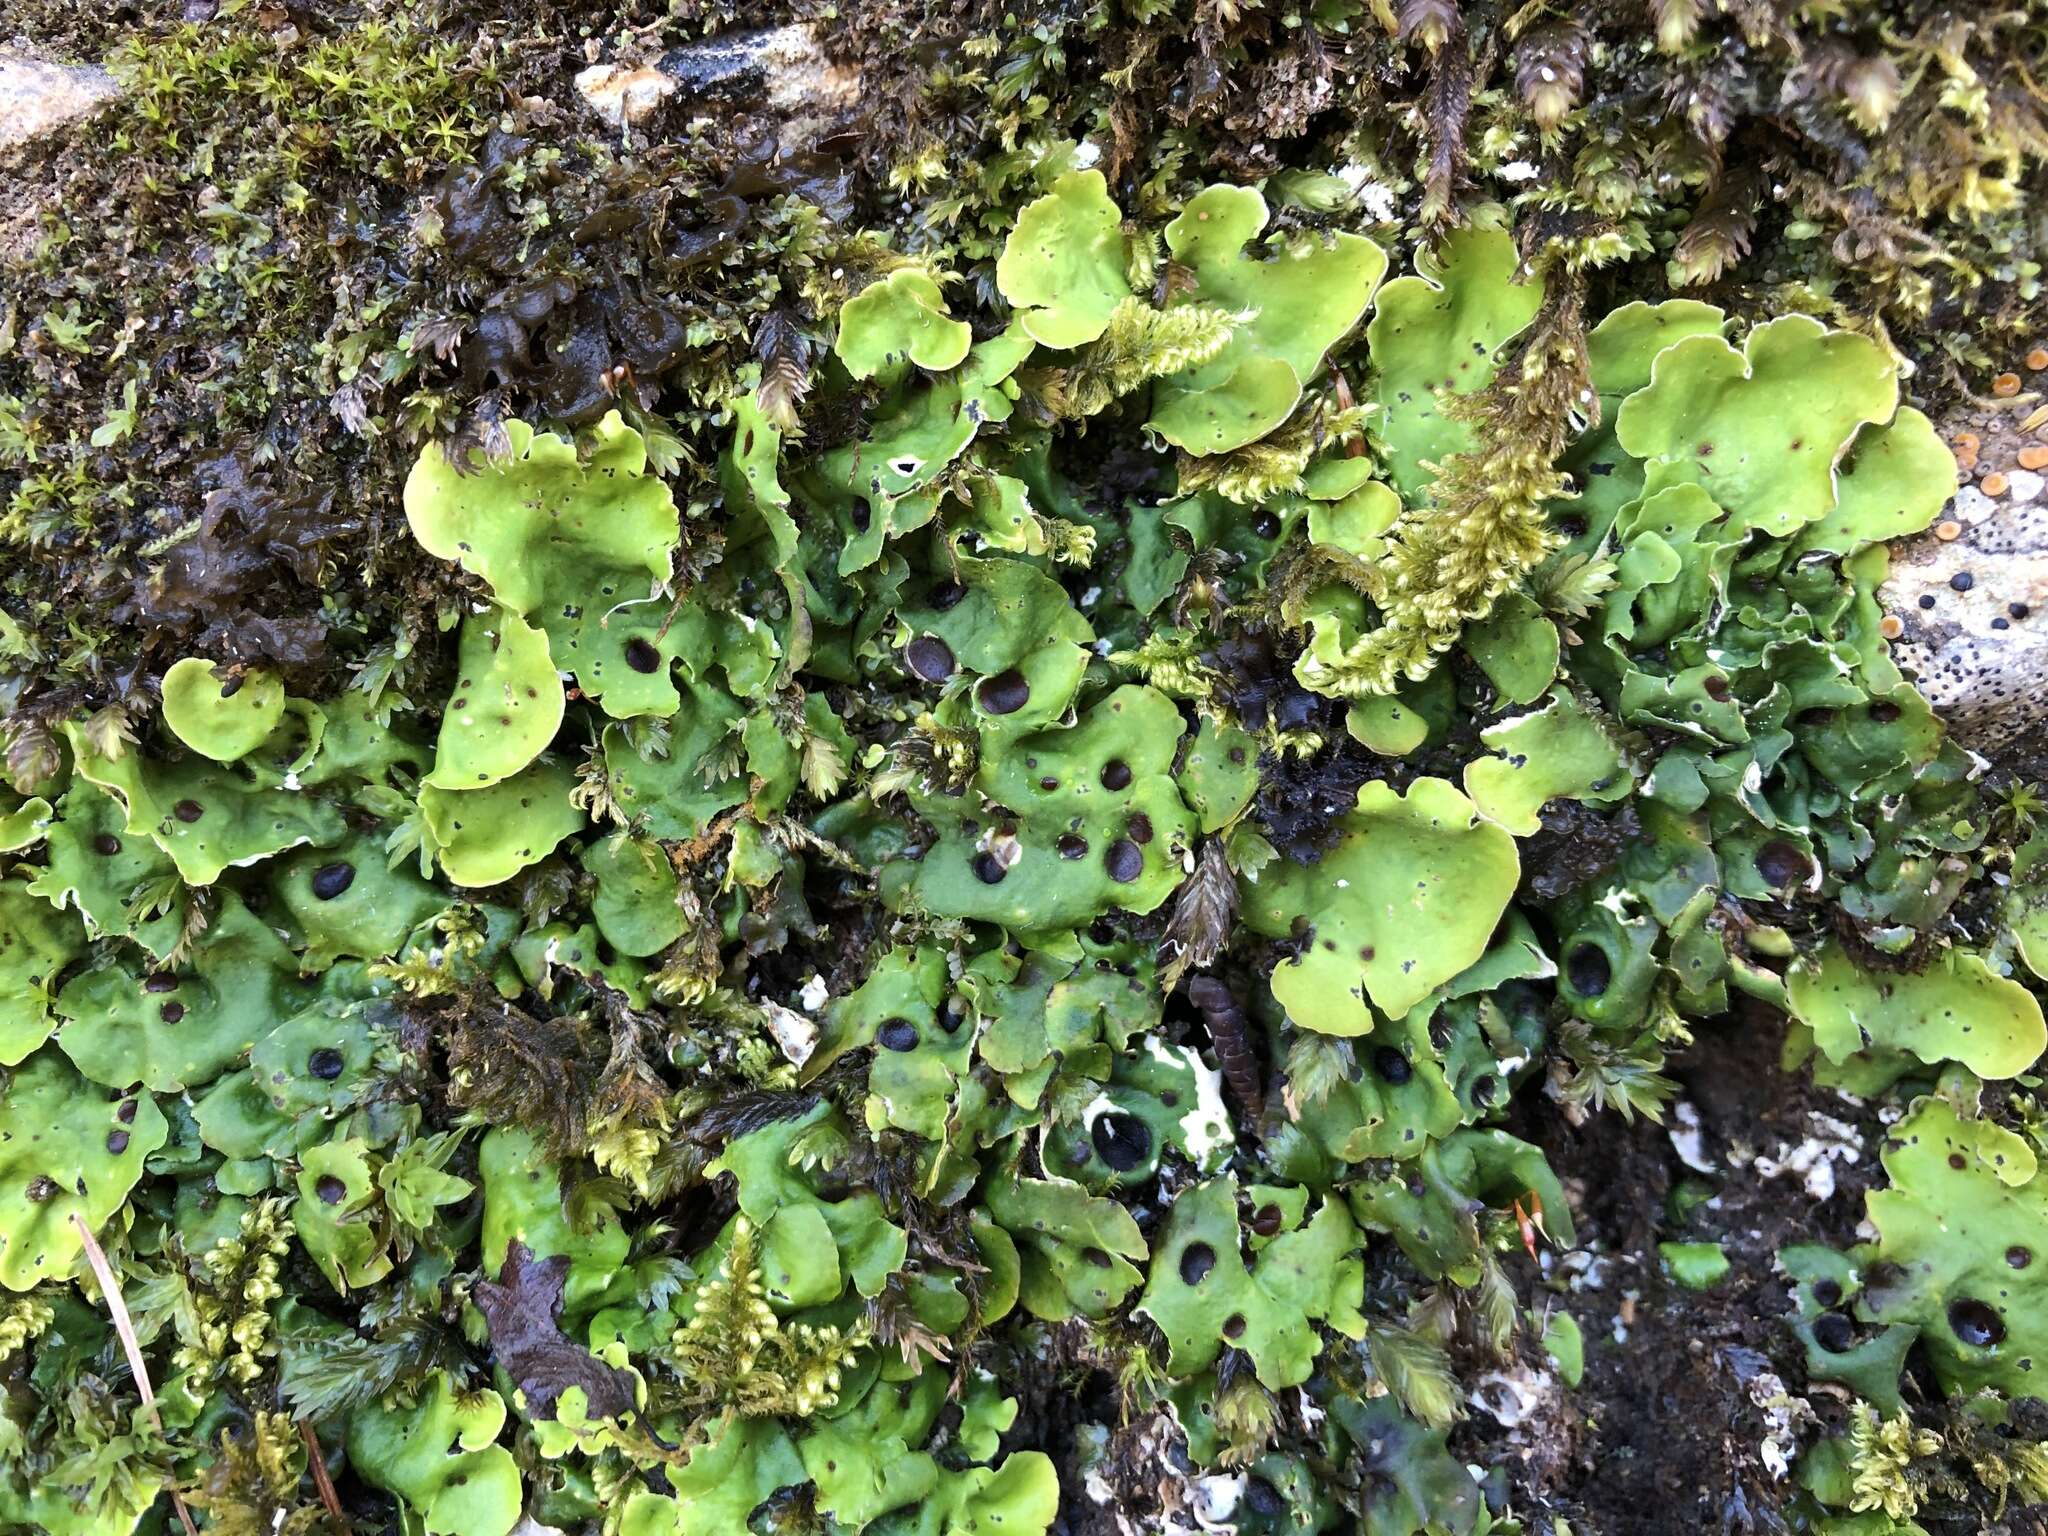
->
71;1214;202;1536
298;1420;352;1534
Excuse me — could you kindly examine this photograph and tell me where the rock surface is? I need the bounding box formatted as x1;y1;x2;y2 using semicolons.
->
574;26;858;145
658;24;859;148
0;52;118;149
574;62;675;128
1881;393;2048;773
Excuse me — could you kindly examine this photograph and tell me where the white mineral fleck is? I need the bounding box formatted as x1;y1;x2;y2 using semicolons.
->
1753;1112;1861;1201
1190;1474;1245;1531
1669;1101;1716;1173
761;1001;818;1067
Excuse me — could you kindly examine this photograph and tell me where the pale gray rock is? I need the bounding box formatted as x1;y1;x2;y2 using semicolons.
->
575;62;675;129
657;24;859;147
1880;417;2048;772
574;26;857;145
0;53;119;149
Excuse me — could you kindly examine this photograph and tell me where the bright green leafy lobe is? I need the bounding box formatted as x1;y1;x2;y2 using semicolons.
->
1859;1099;2048;1400
1601;482;1739;650
1138;1178;1364;1388
421;758;584;887
0;794;51;853
1149;185;1387;454
426;608;564;789
271;834;445;966
1780;1243;1923;1412
1546;299;1730;551
895;684;1196;929
1463;592;1560;705
1788;945;2046;1080
810;329;1033;551
618;1420;809;1536
0;879;81;1064
997;170;1129;349
56;893;299;1092
1588;300;1729;394
67;721;344;886
902;1450;1061;1536
249;1000;388;1155
798;1373;951;1525
1660;1240;1731;1290
160;656;286;762
481;1129;630;1313
1346;694;1430;756
1289;998;1466;1162
1243;777;1520;1031
1616;314;1901;536
603;690;750;841
295;1136;392;1290
836;269;973;380
404;411;677;619
1540;1311;1585;1386
1798;408;1955;554
0;1049;167;1291
986;1167;1148;1321
1464;689;1631;836
568;598;683;720
583;834;685;957
1180;716;1259;831
1350;1128;1573;1285
709;1107;907;1304
1368;226;1544;500
349;1377;522;1536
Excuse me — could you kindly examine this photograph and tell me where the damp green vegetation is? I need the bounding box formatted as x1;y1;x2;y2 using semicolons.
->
2;2;2048;1535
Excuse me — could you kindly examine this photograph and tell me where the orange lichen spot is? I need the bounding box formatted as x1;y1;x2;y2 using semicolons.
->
2029;348;2048;371
1936;520;1963;541
1993;373;2023;397
2020;445;2048;471
1982;472;2009;497
1953;431;1981;472
1879;614;1904;639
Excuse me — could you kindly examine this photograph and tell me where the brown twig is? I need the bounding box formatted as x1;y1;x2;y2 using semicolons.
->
70;1214;202;1536
299;1418;353;1533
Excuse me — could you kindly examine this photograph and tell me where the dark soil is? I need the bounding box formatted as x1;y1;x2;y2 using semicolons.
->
1016;1005;1897;1536
1001;1322;1184;1536
1490;1002;1885;1535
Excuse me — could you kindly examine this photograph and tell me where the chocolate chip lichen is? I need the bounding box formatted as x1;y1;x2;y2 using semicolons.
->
1;4;2046;1535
